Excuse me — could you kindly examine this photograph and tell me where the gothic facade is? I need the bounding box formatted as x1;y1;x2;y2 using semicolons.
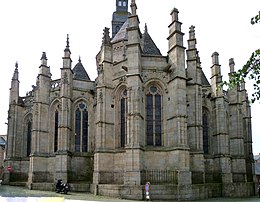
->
3;0;255;200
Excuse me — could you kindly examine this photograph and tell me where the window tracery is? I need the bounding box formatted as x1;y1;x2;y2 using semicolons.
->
75;102;88;152
146;85;162;146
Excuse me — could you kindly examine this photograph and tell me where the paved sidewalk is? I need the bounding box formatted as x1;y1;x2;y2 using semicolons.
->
0;185;259;201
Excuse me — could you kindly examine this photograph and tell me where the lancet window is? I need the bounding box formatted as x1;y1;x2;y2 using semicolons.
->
146;85;162;146
26;120;32;157
54;109;59;152
75;102;88;152
120;89;128;147
203;108;209;154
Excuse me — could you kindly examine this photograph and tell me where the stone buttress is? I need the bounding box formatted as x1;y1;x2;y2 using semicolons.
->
28;52;52;188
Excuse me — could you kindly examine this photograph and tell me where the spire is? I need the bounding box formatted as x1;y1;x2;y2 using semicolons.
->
64;34;70;52
10;62;19;104
63;34;71;60
130;0;137;15
78;56;81;63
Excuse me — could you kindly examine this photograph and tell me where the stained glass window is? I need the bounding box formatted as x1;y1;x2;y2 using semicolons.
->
146;85;162;146
26;120;32;157
54;110;58;152
75;102;88;152
203;109;209;154
120;89;127;147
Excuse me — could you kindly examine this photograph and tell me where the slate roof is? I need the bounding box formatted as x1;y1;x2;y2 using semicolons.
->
201;71;210;86
111;21;162;56
111;20;128;43
141;25;161;56
72;58;90;81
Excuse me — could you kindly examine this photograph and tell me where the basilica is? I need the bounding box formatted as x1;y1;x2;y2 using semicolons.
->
3;0;255;200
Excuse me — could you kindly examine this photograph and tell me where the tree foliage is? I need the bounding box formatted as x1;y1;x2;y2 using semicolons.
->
251;11;260;24
222;12;260;103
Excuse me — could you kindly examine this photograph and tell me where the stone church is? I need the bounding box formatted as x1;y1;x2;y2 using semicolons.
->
3;0;256;200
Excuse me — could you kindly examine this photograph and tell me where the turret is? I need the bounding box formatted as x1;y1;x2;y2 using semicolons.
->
9;62;19;104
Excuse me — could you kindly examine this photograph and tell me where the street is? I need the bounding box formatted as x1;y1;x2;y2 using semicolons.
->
0;185;259;202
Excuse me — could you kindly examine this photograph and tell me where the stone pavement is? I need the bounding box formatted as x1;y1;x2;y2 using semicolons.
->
0;185;259;202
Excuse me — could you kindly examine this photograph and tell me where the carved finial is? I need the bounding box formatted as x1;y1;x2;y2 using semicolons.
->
102;27;111;46
189;25;195;39
170;8;179;21
13;62;19;80
78;56;81;63
229;58;235;73
130;0;137;15
144;23;148;33
41;52;47;60
40;52;48;66
66;34;69;47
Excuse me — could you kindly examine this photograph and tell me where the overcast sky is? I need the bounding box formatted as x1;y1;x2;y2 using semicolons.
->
0;0;259;154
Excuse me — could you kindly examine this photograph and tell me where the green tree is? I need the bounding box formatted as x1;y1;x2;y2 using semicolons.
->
222;12;260;103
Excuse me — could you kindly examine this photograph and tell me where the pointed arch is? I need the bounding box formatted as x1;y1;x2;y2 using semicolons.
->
50;99;60;153
23;113;32;157
73;100;89;152
202;107;210;154
114;84;128;148
144;82;163;146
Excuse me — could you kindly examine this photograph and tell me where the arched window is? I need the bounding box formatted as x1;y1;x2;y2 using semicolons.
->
203;108;209;154
146;85;162;146
75;102;88;152
115;26;120;33
123;0;126;7
54;109;59;152
118;0;122;6
120;89;128;147
26;120;32;157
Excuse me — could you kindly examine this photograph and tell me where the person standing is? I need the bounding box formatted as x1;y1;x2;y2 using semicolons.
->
145;182;150;201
